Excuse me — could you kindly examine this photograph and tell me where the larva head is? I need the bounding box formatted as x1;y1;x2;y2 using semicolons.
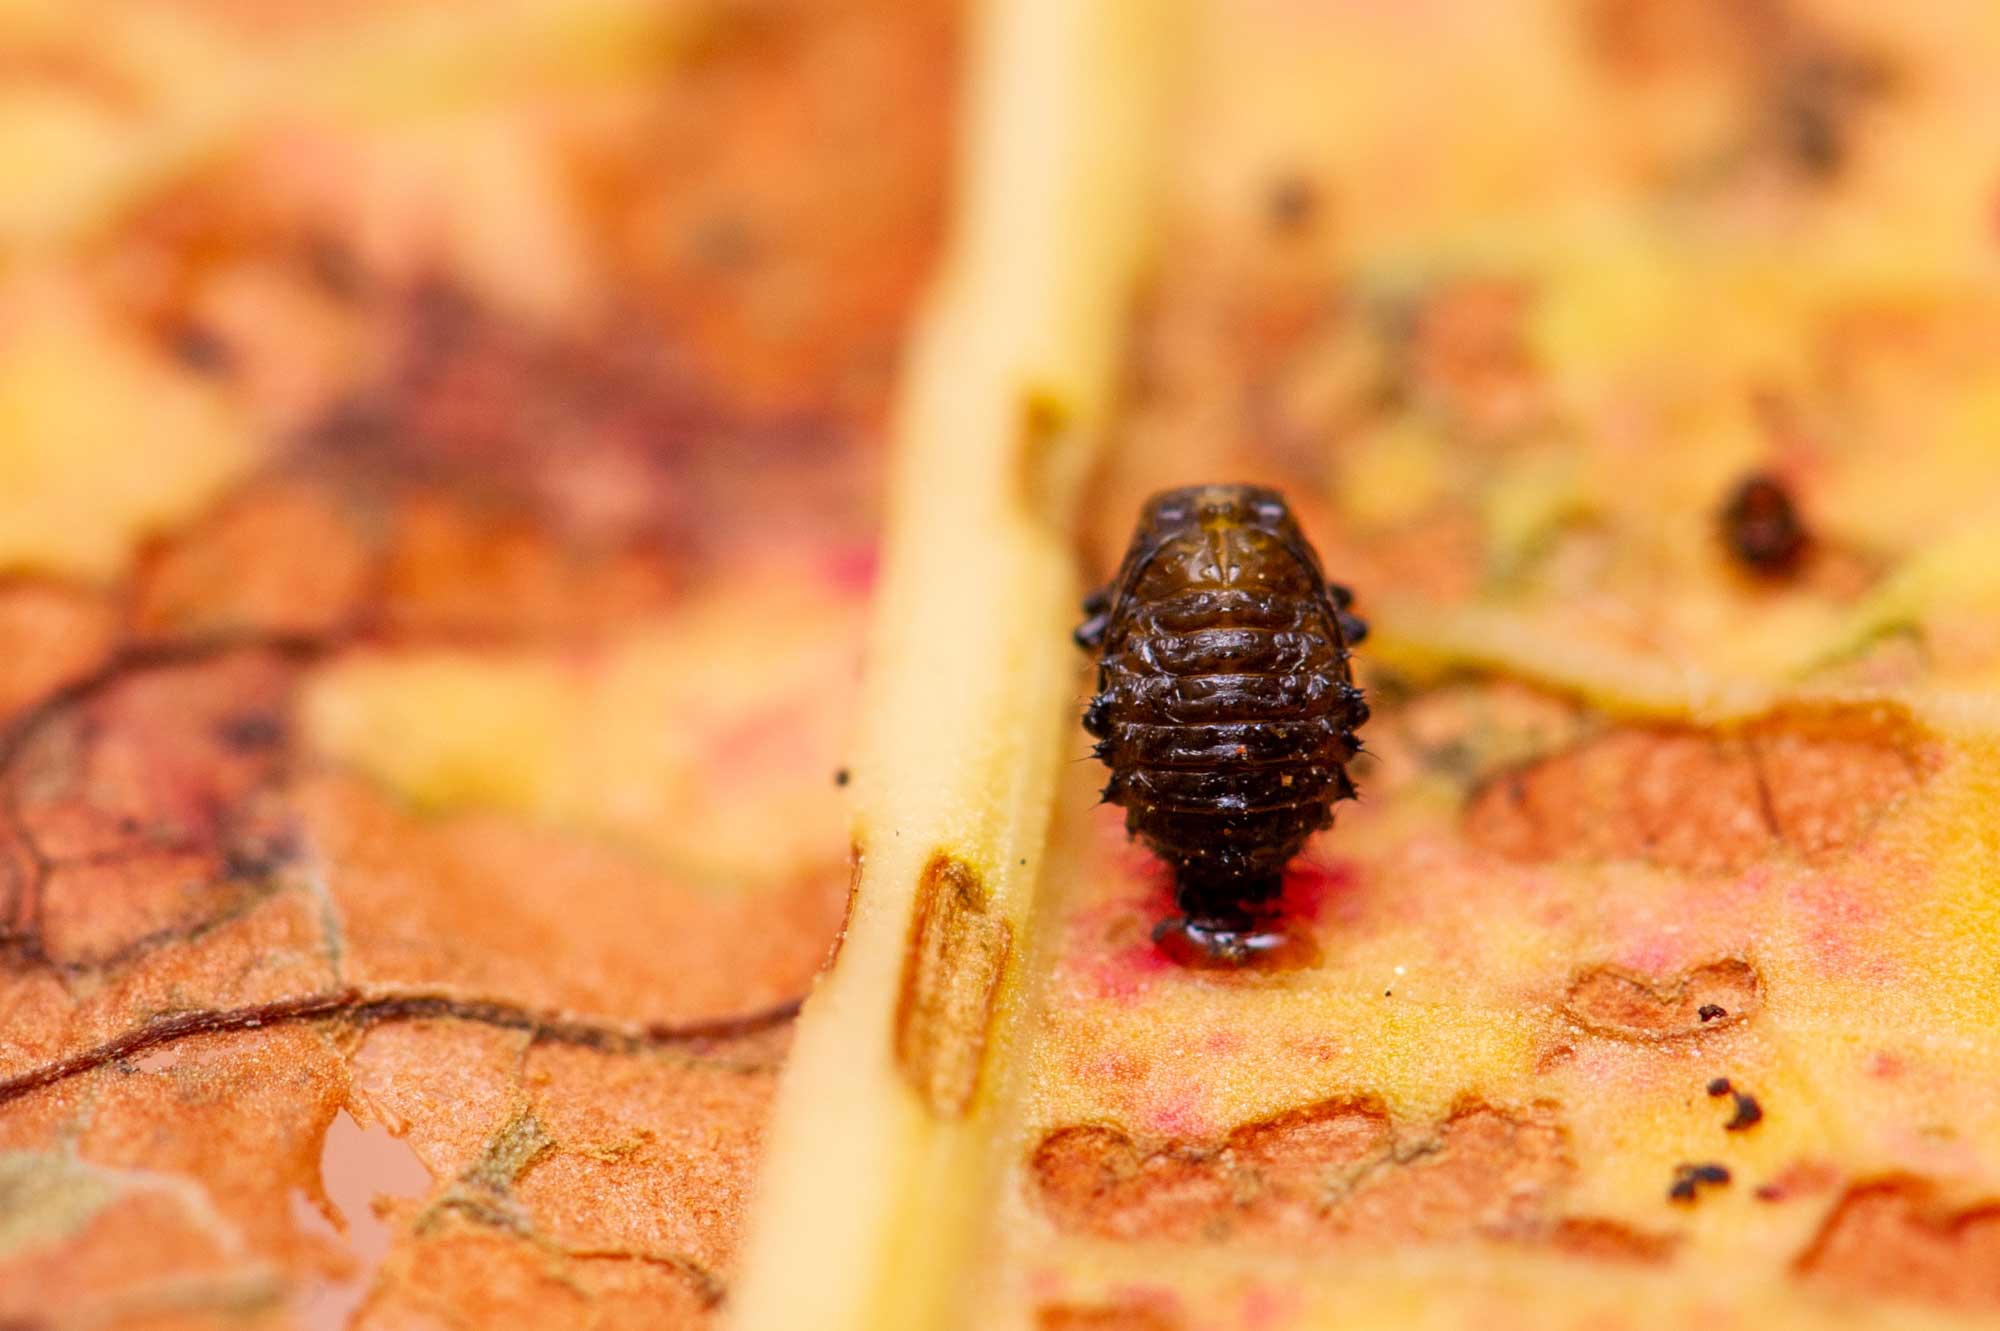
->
1135;484;1300;543
1118;484;1325;608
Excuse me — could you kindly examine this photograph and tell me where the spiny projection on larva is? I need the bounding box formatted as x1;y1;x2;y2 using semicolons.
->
1076;484;1368;967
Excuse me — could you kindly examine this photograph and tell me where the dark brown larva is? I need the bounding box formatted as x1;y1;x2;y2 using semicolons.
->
1076;484;1368;965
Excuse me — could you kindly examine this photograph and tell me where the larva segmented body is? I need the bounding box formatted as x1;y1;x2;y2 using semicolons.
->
1077;484;1367;964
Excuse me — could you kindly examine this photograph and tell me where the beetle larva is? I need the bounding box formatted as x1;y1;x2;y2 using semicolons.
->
1076;484;1368;966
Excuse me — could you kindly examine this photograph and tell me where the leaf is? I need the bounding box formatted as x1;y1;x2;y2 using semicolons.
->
13;0;2000;1329
0;1;954;1327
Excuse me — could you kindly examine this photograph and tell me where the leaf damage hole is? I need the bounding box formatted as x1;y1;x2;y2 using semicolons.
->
1029;1097;1672;1259
894;853;1012;1117
1465;710;1932;874
1793;1176;2000;1310
292;1109;432;1331
1564;958;1762;1040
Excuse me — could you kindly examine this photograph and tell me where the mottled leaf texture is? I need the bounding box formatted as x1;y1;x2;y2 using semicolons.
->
10;1;2000;1330
0;0;951;1327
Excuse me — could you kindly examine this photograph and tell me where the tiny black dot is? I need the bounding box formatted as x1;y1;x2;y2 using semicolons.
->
834;768;851;787
1698;1003;1727;1022
1706;1077;1733;1097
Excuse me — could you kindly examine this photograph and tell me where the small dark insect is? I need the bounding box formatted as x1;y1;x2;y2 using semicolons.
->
1668;1162;1732;1204
1076;484;1368;966
1706;1077;1733;1097
1698;1003;1728;1022
1720;472;1809;576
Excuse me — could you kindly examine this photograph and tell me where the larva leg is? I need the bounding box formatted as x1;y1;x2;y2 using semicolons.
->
1073;585;1112;649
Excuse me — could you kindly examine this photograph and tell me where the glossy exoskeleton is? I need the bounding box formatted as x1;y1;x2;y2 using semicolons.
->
1076;484;1368;966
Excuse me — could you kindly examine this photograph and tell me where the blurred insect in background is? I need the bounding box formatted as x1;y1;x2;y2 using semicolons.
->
1720;472;1809;577
1076;484;1368;967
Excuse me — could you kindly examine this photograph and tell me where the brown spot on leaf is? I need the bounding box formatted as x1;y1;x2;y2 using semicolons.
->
1546;1217;1678;1264
1016;389;1075;528
1585;0;1782;80
1794;1177;2000;1310
1038;1299;1186;1331
1030;1098;1637;1255
1564;959;1762;1040
1466;712;1928;874
1755;1159;1841;1202
894;853;1011;1117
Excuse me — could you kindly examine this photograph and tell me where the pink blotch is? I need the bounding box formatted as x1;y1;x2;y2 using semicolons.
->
1061;892;1173;998
704;697;823;778
1294;1034;1344;1064
1788;874;1897;982
1083;940;1172;1003
1279;859;1360;925
1107;1286;1185;1325
1203;1028;1243;1057
820;544;879;597
1147;1087;1210;1138
1868;1051;1904;1080
1078;1049;1149;1089
1614;933;1686;978
1241;1283;1300;1331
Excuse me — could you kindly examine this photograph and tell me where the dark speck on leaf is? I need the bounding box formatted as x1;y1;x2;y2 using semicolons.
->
168;324;233;376
834;768;851;787
1698;1003;1727;1022
1721;472;1809;576
218;713;286;753
1267;175;1319;233
224;831;298;883
1706;1077;1733;1097
1669;1162;1732;1203
305;236;366;299
1726;1092;1764;1131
